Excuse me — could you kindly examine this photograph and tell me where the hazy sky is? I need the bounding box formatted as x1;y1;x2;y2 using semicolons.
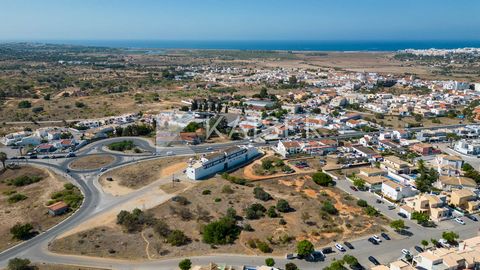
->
1;0;479;41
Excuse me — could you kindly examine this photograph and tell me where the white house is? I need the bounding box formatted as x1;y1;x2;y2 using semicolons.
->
381;180;417;201
436;155;464;176
276;141;301;158
454;139;480;156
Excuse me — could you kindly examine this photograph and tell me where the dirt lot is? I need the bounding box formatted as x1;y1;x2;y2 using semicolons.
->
98;157;188;195
69;155;116;170
51;175;387;259
0;166;69;251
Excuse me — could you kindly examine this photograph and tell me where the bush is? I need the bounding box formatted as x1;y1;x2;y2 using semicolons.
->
296;240;314;257
172;196;190;205
266;206;278;218
32;106;44;113
245;203;266;220
285;263;298;270
153;220;171;237
253;187;272;201
256;240;272;253
276;199;292;212
75;101;86;108
364;205;379;217
116;208;155;233
108;140;135;151
202;189;211;195
221;185;234;194
8;194;28;204
18;100;31;109
10;223;34;240
312;172;333;186
179;259;192;270
265;258;275;267
50;185;83;209
7;175;42;187
7;258;31;270
357;199;368;207
321;201;338;215
202;216;240;245
166;230;189;246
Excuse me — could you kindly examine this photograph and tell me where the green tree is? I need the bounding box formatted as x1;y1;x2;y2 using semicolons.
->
10;223;34;240
357;199;368;207
178;259;192;270
265;258;275;267
421;240;429;249
343;255;359;267
18;100;32;109
390;219;405;232
431;238;438;246
7;258;31;270
0;152;7;169
202;217;240;245
285;263;298;270
276;199;292;212
296;240;314;257
412;211;430;225
442;231;459;244
312;171;333;186
322;201;338;215
353;178;366;190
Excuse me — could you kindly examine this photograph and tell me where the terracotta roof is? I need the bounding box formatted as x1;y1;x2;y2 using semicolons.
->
48;201;68;211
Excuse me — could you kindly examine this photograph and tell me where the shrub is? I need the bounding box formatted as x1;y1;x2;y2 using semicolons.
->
202;189;211;195
7;258;31;270
32;106;44;113
153;220;170;237
276;199;292;212
7;175;42;187
357;199;368;207
285;263;298;270
364;205;379;217
221;185;234;194
166;230;189;246
245;203;266;220
108;140;135;152
116;208;155;233
10;223;34;240
179;259;192;270
279;219;287;225
266;206;278;218
8;194;28;204
253;187;272;201
172;195;190;205
18;100;31;109
202;217;240;245
296;240;314;257
256;240;272;253
265;258;275;267
321;201;338;215
312;172;333;186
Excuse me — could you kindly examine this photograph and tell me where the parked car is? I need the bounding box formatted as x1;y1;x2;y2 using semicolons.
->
466;215;478;222
402;249;411;256
368;256;380;265
455;217;465;225
42;156;50;159
376;199;383;204
285;253;296;260
381;232;390;240
388;205;396;210
368;237;379;245
414;246;424;253
335;243;345;252
398;212;407;218
29;155;38;159
322;247;333;254
166;151;174;156
372;235;382;243
344;241;354;249
66;152;76;158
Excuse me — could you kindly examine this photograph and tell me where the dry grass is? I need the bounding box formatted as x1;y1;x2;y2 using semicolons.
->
0;166;69;251
34;263;109;270
69;155;115;170
50;175;387;259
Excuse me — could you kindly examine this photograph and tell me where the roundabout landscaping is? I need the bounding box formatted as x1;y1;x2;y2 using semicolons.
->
68;155;116;171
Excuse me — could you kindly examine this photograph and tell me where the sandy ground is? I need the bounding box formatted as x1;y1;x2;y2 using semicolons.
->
0;166;68;251
69;155;116;170
242;154;315;181
98;157;188;196
34;263;109;270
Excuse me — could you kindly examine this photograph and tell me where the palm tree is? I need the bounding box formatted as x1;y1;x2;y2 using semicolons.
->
0;152;7;169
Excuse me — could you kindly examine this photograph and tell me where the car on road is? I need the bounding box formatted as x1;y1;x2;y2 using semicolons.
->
368;237;379;245
372;235;382;243
42;156;50;159
414;246;424;253
402;249;411;256
350;186;358;191
100;167;107;172
368;256;380;266
206;147;213;150
455;217;465;225
344;241;354;249
381;232;390;240
376;199;383;204
398;212;407;218
66;152;76;158
335;243;346;252
388;205;396;210
166;151;174;156
65;169;70;173
285;253;296;260
29;155;37;159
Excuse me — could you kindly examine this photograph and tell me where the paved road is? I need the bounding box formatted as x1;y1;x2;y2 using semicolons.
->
1;128;479;269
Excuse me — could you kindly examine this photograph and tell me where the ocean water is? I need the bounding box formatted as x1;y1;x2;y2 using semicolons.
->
17;40;480;51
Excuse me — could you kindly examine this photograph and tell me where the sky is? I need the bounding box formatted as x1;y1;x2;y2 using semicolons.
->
1;0;480;41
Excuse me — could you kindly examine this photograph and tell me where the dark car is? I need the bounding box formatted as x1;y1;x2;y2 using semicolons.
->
351;263;365;270
368;256;380;265
398;212;407;218
29;155;38;159
350;186;358;191
368;237;379;245
322;247;333;254
344;241;354;249
381;232;390;240
414;246;424;253
466;215;478;222
42;156;50;159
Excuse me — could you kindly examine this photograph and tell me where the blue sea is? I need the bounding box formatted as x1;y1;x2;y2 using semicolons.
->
10;40;480;51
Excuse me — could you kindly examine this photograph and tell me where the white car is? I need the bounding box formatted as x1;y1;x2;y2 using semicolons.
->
166;151;174;156
335;243;346;252
402;249;410;256
100;167;107;172
455;217;465;225
373;235;382;242
206;147;213;150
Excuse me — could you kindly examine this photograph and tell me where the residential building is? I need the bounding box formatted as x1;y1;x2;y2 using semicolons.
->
454;139;480;156
401;194;449;222
186;145;259;180
435;176;477;191
436;155;464;176
450;189;479;212
356;175;388;192
411;143;440;156
382;179;417;201
359;167;387;177
47;201;69;216
381;156;413;174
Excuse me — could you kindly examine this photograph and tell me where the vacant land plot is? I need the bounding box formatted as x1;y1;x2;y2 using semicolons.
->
34;264;109;270
98;157;188;195
51;175;387;259
0;166;70;251
69;155;116;170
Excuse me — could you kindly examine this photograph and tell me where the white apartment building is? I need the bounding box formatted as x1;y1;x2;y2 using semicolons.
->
381;179;417;201
454;139;480;156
